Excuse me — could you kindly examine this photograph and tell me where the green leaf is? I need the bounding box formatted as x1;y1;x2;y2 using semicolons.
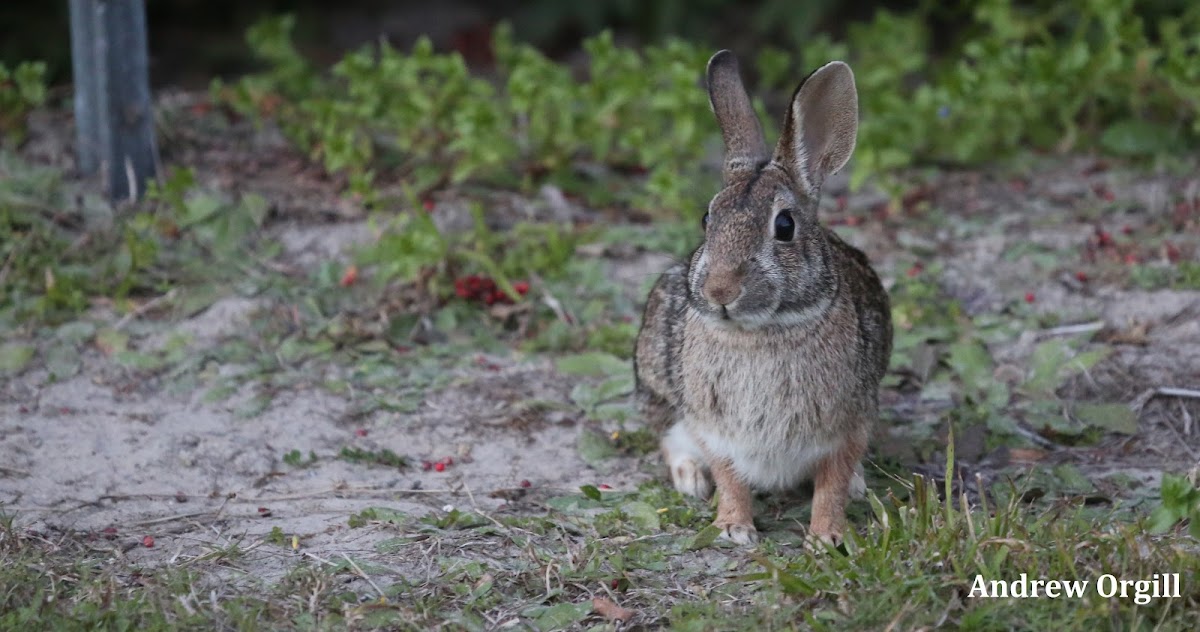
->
1148;506;1180;534
0;343;35;374
528;602;592;632
95;329;130;356
1021;398;1082;436
1023;340;1070;396
555;352;629;377
687;524;722;550
1051;464;1095;494
55;321;96;344
622;500;661;532
544;494;606;512
576;430;617;466
947;340;993;390
571;374;635;411
1022;341;1110;397
115;350;164;371
44;343;80;379
1073;402;1137;434
1100;119;1176;157
580;484;602;501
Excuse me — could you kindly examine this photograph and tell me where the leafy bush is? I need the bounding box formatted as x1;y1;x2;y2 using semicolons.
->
216;17;715;212
225;3;1199;205
784;0;1200;187
0;61;47;145
1150;472;1200;538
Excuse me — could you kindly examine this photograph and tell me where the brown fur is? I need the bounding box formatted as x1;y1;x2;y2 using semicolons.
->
634;51;892;544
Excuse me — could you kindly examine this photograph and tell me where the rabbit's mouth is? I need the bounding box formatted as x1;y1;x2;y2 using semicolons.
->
697;297;785;330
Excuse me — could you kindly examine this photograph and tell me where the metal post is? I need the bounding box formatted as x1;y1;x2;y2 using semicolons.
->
69;0;158;202
69;0;106;176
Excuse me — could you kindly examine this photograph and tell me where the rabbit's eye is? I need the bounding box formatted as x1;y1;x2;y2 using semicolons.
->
774;211;795;241
702;212;710;230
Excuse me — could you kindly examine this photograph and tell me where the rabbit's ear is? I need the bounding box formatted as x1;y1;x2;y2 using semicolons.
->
707;50;768;181
773;61;858;193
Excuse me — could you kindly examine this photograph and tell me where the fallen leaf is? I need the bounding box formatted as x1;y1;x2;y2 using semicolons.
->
1096;322;1150;346
1007;448;1046;464
592;596;634;623
1073;402;1138;434
0;343;35;374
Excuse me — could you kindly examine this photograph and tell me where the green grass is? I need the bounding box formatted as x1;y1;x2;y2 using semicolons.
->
4;471;1198;630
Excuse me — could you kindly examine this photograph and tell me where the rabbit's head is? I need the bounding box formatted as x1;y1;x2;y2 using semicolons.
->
688;51;858;329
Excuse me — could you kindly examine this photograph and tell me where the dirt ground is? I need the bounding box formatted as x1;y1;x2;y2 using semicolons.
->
2;99;1200;620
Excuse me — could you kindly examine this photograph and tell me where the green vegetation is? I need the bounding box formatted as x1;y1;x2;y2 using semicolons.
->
0;60;46;144
222;2;1200;202
1152;473;1200;539
0;161;270;330
789;0;1200;187
216;17;714;211
4;469;1197;630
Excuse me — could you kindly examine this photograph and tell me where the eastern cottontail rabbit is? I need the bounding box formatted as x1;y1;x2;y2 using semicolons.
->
634;51;892;545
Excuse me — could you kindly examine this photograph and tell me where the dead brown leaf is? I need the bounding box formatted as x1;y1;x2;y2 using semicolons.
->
592;596;634;623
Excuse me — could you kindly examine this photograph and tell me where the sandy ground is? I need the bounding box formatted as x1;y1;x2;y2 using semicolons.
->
3;111;1200;594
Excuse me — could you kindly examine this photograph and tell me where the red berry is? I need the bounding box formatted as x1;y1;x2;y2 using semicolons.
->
520;479;532;488
598;483;612;490
142;535;155;548
454;279;470;298
1096;230;1114;247
513;281;530;295
483;293;496;306
480;278;496;291
422;460;434;471
1121;224;1134;235
906;264;922;278
422;198;435;212
355;428;368;437
611;578;620;589
434;462;446;472
1075;271;1088;283
1024;292;1036;304
339;265;359;287
1164;242;1181;263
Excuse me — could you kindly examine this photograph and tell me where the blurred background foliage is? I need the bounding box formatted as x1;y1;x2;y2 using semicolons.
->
2;0;1198;201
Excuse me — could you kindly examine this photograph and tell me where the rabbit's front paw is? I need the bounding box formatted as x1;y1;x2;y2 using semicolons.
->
804;531;842;553
715;519;759;545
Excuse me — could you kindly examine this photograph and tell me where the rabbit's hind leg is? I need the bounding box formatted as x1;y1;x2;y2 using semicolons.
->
661;422;713;500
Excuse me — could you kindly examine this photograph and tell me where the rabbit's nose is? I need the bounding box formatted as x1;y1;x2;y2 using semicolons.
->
703;268;744;306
